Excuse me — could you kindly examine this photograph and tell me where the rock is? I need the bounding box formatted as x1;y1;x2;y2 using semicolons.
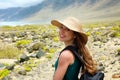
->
5;64;15;70
19;54;29;63
16;32;26;38
2;76;11;80
18;70;27;75
110;60;116;64
29;53;37;58
52;64;54;67
0;63;5;69
14;60;21;64
12;36;18;42
117;51;120;56
99;62;104;66
32;43;41;51
3;38;12;43
26;47;33;53
32;35;40;41
27;42;45;53
97;66;105;71
36;49;45;58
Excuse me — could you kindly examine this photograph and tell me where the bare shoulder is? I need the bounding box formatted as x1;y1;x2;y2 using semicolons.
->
60;50;74;58
59;50;74;65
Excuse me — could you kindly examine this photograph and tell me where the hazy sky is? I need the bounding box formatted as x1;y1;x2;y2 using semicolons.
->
0;0;44;9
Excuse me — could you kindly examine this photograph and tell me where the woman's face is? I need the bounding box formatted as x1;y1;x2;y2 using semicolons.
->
57;25;75;44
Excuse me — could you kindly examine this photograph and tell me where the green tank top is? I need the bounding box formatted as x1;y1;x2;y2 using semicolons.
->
54;46;82;80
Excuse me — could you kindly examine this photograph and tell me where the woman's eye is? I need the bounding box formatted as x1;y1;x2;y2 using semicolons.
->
58;26;70;31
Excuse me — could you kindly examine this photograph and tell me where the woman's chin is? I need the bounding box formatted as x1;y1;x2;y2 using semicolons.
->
59;39;64;42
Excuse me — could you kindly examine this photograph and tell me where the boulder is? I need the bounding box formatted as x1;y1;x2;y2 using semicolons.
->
19;54;29;63
36;49;45;58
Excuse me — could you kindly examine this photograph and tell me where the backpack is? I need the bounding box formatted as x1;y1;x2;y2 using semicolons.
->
64;46;104;80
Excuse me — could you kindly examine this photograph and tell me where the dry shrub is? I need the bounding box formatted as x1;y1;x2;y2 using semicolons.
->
0;41;23;59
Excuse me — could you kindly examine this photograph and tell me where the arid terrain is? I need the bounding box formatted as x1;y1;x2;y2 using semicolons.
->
0;22;120;80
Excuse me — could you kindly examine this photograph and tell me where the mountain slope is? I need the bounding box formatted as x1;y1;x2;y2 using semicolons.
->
0;0;120;23
0;2;45;21
23;0;120;23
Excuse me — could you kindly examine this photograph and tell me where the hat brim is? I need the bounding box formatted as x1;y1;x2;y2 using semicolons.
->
51;20;63;28
51;20;88;44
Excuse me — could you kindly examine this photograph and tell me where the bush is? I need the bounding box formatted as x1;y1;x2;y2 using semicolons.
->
23;65;31;72
32;43;41;51
0;69;10;79
16;40;31;49
110;32;120;38
46;53;54;59
86;31;91;36
53;37;59;42
0;43;23;59
117;48;120;55
111;26;120;31
49;48;55;53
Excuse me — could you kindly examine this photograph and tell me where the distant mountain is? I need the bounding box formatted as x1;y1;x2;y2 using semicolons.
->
0;2;45;21
0;0;120;23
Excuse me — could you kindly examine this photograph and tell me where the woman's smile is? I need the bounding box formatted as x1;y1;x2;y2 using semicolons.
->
59;34;65;38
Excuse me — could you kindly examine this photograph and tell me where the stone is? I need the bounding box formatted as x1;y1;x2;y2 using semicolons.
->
0;63;5;69
36;49;45;58
5;64;15;70
97;66;105;71
18;70;27;75
19;54;29;63
2;76;11;80
29;53;37;58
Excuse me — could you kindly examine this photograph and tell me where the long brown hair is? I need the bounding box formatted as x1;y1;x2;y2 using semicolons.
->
74;32;97;74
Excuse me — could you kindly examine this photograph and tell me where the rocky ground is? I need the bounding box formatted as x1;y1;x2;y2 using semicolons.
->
6;37;119;80
0;24;120;80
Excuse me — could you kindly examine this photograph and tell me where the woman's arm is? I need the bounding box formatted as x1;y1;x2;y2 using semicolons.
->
53;50;74;80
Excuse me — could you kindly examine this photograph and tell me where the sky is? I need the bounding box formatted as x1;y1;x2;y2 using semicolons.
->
0;0;44;9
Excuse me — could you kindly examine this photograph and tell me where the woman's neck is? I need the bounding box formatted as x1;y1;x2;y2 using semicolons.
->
64;42;74;47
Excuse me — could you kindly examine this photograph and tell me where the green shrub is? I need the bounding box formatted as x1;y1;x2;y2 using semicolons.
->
117;48;120;56
23;65;31;72
46;53;54;59
28;64;37;67
117;48;120;52
111;26;120;31
53;37;59;42
95;31;101;35
49;48;55;53
16;40;31;48
0;69;10;79
86;31;91;36
110;32;120;38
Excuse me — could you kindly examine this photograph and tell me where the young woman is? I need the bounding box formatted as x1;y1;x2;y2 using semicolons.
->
51;17;96;80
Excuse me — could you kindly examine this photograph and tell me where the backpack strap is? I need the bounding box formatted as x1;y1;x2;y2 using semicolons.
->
62;46;84;67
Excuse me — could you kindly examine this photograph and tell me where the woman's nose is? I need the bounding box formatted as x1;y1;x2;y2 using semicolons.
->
59;29;64;33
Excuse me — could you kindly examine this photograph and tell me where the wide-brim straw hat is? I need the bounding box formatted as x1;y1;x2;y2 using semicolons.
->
51;17;88;44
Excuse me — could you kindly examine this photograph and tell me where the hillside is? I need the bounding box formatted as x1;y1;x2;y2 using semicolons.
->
0;22;120;80
0;0;120;23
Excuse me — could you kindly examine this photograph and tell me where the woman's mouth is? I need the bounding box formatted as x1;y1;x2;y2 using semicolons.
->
60;34;65;38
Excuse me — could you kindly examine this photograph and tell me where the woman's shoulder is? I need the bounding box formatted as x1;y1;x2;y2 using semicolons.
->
59;50;75;65
60;49;74;59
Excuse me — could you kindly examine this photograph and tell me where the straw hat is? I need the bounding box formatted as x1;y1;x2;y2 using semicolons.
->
51;17;88;44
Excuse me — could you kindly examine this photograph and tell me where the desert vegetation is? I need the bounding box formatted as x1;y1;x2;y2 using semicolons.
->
0;21;119;80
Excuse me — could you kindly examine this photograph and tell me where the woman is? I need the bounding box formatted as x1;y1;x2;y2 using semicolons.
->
51;17;96;80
